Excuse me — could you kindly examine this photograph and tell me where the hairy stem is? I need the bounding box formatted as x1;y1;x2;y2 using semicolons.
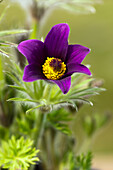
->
30;110;47;170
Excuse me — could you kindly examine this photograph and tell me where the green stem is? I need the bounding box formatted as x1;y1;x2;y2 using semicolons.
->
45;129;56;170
29;19;39;39
77;137;92;155
30;110;47;170
34;111;47;148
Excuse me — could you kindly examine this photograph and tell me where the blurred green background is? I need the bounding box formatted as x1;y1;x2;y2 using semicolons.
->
0;0;113;154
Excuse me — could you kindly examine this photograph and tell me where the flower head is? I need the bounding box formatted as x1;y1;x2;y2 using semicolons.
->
18;23;91;94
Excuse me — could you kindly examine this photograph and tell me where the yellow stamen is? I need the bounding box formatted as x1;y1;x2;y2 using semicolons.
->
42;57;66;80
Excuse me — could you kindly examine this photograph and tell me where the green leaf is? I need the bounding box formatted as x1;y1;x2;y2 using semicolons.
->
47;109;72;135
75;152;93;170
0;29;31;37
61;100;78;111
5;71;21;86
8;85;27;92
61;4;96;14
55;123;72;135
0;48;11;58
7;97;39;103
67;87;106;99
0;40;18;48
69;98;93;106
72;78;94;90
26;104;45;114
0;5;9;23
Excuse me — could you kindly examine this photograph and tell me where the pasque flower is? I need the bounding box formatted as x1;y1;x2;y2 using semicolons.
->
18;23;91;94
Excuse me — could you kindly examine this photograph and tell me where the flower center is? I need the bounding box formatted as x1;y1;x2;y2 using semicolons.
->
42;57;66;80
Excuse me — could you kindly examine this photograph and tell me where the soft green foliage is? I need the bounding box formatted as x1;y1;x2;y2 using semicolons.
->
38;0;102;14
0;29;31;37
0;40;18;47
12;0;102;15
0;126;9;140
0;136;40;170
61;151;92;170
47;109;72;135
0;8;31;60
16;111;36;136
82;113;111;137
0;5;9;23
74;152;92;170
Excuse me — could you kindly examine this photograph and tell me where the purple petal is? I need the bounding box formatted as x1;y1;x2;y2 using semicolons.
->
51;76;71;94
63;63;91;78
44;23;70;62
18;40;46;65
23;64;46;82
66;45;91;64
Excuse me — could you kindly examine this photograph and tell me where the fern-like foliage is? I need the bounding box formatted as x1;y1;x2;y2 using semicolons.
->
61;151;93;170
0;136;40;170
47;108;72;135
74;152;92;170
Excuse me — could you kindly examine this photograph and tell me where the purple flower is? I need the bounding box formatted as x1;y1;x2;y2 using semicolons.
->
18;23;91;94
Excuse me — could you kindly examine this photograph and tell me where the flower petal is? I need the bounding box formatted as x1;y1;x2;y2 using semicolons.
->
51;76;71;94
44;23;70;62
18;40;46;65
66;45;91;64
23;64;46;82
63;63;91;78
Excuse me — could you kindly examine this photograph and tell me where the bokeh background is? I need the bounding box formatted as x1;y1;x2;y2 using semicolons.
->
0;0;113;169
